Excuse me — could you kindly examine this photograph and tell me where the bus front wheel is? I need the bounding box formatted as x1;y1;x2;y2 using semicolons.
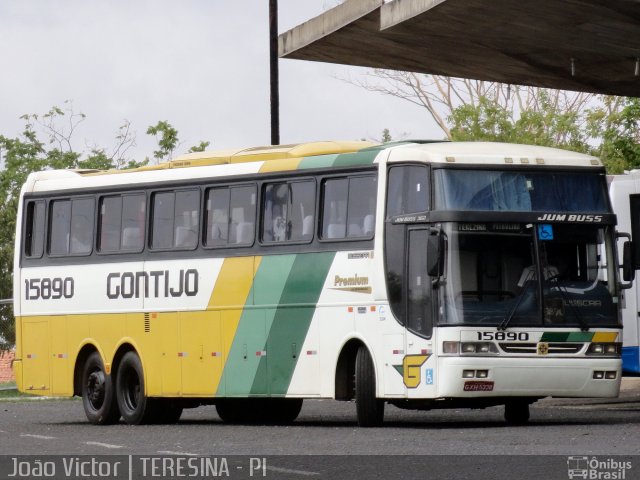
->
504;400;530;425
355;346;384;427
115;352;158;425
81;352;120;425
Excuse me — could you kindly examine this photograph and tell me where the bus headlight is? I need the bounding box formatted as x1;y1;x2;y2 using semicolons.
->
586;343;621;356
460;342;498;355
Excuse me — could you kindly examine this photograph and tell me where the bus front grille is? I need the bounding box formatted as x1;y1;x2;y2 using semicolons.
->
499;342;584;354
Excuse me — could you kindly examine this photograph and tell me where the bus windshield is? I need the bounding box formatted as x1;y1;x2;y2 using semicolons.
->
439;223;619;328
434;169;609;212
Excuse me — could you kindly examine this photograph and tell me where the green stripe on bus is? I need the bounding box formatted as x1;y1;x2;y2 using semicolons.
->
332;150;379;168
540;332;594;342
297;154;339;170
251;251;336;395
217;255;297;396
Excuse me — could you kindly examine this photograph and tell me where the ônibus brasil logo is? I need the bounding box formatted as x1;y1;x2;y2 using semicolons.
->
567;456;632;479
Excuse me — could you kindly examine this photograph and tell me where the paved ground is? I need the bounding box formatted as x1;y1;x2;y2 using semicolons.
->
1;380;639;479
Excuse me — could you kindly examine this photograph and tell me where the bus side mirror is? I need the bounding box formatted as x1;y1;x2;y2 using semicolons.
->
623;241;635;283
427;232;444;277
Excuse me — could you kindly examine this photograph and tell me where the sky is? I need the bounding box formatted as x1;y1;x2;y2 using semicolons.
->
0;1;441;164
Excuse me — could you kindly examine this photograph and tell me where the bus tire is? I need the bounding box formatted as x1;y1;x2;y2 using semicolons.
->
216;400;242;423
355;346;384;427
115;351;157;425
504;400;530;425
264;399;303;424
81;352;120;425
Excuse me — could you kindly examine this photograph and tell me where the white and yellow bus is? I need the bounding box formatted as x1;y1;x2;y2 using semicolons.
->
13;140;624;426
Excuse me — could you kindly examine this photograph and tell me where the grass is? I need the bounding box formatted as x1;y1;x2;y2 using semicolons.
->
0;381;78;401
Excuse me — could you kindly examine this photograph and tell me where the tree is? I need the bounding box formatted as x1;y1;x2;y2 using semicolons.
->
146;120;179;163
188;141;211;153
0;105;149;348
355;71;639;173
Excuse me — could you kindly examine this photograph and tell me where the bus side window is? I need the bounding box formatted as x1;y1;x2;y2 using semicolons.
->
150;189;199;250
69;198;95;255
24;200;45;258
386;165;429;218
205;185;255;247
230;186;256;245
321;175;376;240
98;193;145;253
49;200;72;256
262;181;314;243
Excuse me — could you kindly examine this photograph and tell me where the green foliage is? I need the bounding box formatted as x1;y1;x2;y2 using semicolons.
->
586;97;640;173
0;106;153;348
381;128;392;143
146;120;179;163
188;141;211;153
447;90;640;173
449;94;589;153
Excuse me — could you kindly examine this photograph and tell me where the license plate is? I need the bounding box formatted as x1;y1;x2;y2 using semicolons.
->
463;381;494;392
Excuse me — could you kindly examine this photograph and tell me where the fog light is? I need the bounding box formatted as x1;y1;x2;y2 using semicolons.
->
605;371;617;379
461;343;477;353
443;341;459;354
462;370;475;378
476;370;489;378
593;371;604;379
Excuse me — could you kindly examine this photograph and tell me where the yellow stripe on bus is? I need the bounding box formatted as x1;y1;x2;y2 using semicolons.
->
592;332;618;343
207;256;261;394
258;157;303;173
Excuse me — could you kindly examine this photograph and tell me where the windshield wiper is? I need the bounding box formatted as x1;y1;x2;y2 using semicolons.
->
498;279;533;331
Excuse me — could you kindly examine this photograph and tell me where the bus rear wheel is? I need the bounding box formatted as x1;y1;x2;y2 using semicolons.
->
504;400;530;425
115;352;158;425
81;352;120;425
355;346;384;427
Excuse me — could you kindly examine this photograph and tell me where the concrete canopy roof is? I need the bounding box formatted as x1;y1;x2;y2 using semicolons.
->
279;0;640;97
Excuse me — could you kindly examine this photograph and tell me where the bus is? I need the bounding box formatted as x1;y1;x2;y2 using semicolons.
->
13;140;625;427
607;173;640;373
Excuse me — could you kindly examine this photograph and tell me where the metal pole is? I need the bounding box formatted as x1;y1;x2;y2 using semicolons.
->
269;0;280;145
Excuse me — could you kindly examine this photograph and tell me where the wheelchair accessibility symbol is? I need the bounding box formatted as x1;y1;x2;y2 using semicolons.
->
537;224;554;241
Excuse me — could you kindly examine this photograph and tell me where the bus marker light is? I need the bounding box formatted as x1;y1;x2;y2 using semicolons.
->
211;352;220;357
443;342;459;354
256;351;267;357
178;352;188;357
392;349;404;355
605;371;617;379
348;307;354;313
306;350;317;356
421;349;430;355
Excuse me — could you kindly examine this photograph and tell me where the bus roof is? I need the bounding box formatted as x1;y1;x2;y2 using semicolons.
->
386;142;602;167
24;140;603;194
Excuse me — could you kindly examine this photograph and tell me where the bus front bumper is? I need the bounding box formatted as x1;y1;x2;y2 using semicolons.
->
435;356;621;398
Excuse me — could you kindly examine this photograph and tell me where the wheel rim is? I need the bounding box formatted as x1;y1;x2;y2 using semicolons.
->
86;368;106;411
122;367;141;412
